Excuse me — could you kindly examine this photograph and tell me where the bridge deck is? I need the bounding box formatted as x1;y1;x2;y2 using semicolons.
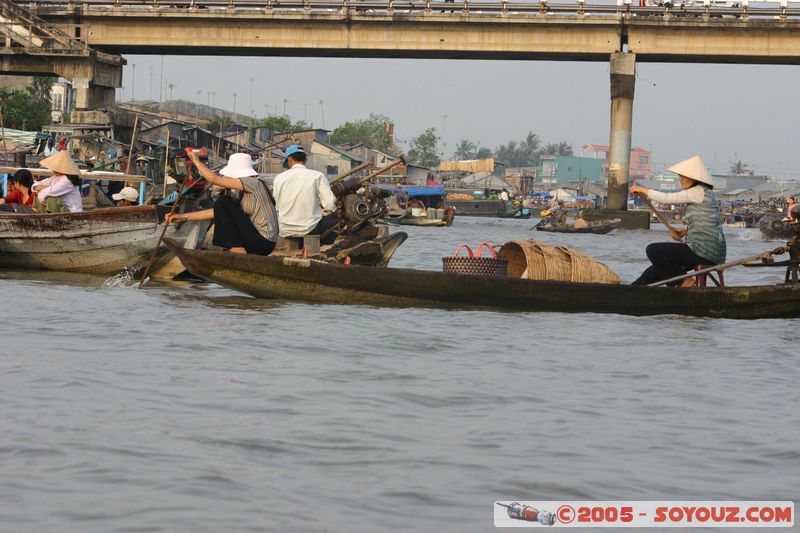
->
16;1;800;63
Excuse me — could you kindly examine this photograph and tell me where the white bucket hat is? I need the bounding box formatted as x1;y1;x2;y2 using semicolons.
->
667;155;714;187
112;186;139;202
219;153;258;178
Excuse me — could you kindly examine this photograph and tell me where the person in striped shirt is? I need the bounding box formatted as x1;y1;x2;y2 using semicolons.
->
166;152;279;256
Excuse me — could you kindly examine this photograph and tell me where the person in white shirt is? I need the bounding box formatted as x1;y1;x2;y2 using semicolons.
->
500;189;509;202
272;144;340;244
32;150;83;213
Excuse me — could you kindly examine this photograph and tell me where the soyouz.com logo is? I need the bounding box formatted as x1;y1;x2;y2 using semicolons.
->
494;501;794;527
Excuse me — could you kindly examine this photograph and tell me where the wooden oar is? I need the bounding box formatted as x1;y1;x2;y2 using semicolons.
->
646;250;777;287
138;178;191;288
635;191;679;233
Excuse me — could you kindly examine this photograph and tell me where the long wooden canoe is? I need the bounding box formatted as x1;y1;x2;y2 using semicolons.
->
164;239;800;319
0;205;177;274
536;218;621;234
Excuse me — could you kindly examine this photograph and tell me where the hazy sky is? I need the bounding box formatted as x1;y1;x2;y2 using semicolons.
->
118;55;800;178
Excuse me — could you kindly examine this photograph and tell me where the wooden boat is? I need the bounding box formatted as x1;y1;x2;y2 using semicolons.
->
396;216;452;227
164;239;800;319
536;218;621;234
759;214;793;241
445;199;522;218
0;205;180;274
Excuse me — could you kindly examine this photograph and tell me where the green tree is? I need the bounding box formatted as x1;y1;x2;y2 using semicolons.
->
495;140;530;167
476;147;493;159
407;127;440;168
729;159;753;176
541;141;573;157
330;113;396;153
453;138;477;160
0;80;52;131
252;115;308;132
207;115;233;134
520;132;542;164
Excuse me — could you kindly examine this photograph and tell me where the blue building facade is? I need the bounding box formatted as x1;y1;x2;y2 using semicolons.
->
539;155;605;186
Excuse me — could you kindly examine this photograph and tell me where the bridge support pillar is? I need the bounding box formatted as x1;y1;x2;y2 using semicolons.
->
72;77;116;110
584;52;649;230
608;52;635;210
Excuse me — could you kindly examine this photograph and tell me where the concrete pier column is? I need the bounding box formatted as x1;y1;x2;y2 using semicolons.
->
583;52;648;229
607;52;635;211
73;78;116;110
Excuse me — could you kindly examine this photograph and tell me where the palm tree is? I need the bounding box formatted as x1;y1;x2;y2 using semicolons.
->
729;159;753;175
521;132;542;165
453;139;477;160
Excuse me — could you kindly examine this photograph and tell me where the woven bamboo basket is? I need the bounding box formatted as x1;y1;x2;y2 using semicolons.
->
497;239;620;284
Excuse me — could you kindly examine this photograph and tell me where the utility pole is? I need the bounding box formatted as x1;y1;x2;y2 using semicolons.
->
319;99;325;129
249;77;254;117
206;91;210;107
196;89;201;126
283;98;290;116
159;56;164;103
233;92;237;114
169;83;174;100
131;63;136;101
303;103;311;123
149;64;153;100
441;114;448;159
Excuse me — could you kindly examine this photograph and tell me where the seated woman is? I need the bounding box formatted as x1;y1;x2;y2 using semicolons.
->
32;151;83;213
0;169;35;212
166;152;278;256
630;155;726;287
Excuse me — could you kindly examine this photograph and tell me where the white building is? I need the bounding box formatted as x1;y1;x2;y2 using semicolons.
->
51;79;74;123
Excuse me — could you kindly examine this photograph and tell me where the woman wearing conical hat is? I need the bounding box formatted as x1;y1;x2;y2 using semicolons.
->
629;155;726;286
31;150;83;213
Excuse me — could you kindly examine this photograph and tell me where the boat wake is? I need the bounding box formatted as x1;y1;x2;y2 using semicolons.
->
103;267;140;288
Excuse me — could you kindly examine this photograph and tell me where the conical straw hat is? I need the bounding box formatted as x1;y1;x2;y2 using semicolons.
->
667;155;713;187
39;150;81;176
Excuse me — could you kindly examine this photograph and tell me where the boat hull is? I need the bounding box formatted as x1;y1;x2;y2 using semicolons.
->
759;216;793;241
166;240;800;319
0;206;175;274
536;218;621;234
445;199;520;218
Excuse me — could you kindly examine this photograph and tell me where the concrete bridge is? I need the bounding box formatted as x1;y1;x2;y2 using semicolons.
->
3;0;800;216
12;0;800;64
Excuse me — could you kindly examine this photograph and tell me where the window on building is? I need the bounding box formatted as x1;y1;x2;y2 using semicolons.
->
639;156;648;165
326;165;339;176
53;93;62;112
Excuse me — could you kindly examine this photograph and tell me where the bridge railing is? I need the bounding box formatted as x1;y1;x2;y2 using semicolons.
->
19;0;800;19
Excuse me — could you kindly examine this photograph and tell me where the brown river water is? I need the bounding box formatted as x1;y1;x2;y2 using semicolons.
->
1;217;797;532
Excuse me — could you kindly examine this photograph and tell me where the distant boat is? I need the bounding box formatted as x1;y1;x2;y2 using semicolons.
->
536;218;621;234
759;213;793;241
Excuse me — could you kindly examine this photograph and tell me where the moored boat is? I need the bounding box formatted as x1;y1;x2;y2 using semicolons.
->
164;239;800;319
0;205;182;274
